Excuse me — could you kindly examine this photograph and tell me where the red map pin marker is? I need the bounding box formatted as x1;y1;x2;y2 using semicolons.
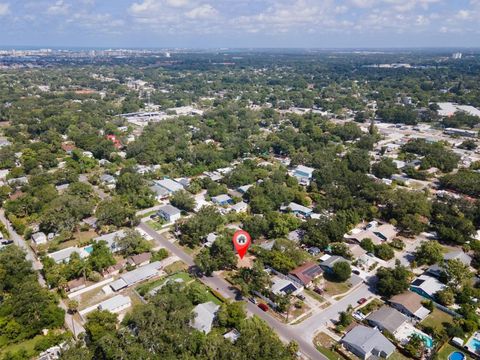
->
232;230;251;259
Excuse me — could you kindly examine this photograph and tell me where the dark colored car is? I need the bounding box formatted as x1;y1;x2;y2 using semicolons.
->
357;298;367;305
352;269;360;275
296;294;306;301
248;297;257;304
0;240;13;246
258;303;269;312
314;287;323;294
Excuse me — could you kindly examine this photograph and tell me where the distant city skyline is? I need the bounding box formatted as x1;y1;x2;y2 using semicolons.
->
0;1;479;48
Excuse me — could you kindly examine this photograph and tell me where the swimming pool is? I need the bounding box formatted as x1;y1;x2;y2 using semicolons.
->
467;337;480;352
449;351;466;360
414;332;434;349
84;245;93;254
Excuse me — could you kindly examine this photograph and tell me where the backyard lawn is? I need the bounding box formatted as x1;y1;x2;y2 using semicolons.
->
420;308;454;332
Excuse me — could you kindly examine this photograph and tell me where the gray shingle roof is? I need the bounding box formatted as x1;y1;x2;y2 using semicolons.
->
366;305;408;334
342;325;395;357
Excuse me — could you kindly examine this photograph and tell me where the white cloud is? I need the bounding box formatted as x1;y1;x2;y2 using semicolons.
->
166;0;190;7
186;4;218;19
0;2;10;16
47;0;70;15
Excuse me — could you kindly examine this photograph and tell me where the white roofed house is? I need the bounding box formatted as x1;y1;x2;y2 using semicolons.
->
157;204;181;223
211;194;232;206
281;202;313;218
410;275;446;300
31;232;47;246
292;165;315;185
100;174;116;189
93;230;127;253
109;261;162;292
155;178;185;194
48;247;90;264
79;295;132;321
190;301;220;334
341;325;395;359
230;201;248;213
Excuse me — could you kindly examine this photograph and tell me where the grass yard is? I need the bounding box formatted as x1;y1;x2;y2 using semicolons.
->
305;289;326;303
146;220;165;231
164;260;189;274
313;332;343;360
420;307;454;332
136;272;193;296
389;351;412;360
437;343;473;360
0;334;43;358
323;280;351;297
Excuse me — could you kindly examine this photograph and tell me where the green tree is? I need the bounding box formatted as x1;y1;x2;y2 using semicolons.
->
414;241;443;266
170;190;195;212
88;241;115;272
332;261;351;282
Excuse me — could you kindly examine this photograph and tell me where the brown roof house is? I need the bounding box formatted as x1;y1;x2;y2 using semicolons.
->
67;278;87;293
388;291;431;321
289;262;323;287
127;252;152;267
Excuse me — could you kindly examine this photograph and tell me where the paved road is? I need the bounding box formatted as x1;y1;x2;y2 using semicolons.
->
0;209;86;337
138;222;327;360
0;209;43;272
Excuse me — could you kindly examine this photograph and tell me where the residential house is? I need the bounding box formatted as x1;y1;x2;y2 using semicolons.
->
389;291;431;321
94;230;127;253
292;165;315;185
127;252;152;267
157;204;181;223
67;278;87;293
223;329;240;343
282;202;313;218
80;295;132;321
31;232;47;246
109;261;162;291
320;255;350;274
237;184;253;195
287;229;303;243
366;305;408;335
155;178;185;194
204;233;218;248
150;184;170;200
102;259;127;278
410;275;446;300
346;223;397;245
341;325;396;359
230;201;248;213
48;247;89;264
100;174;116;189
7;176;28;187
271;275;303;296
289;262;323;287
444;250;472;266
211;194;232;206
191;301;220;334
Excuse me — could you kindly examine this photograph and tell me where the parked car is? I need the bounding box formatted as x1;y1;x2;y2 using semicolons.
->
313;287;323;294
296;294;306;301
357;298;367;305
248;297;257;304
258;303;269;312
352;269;360;275
0;240;13;246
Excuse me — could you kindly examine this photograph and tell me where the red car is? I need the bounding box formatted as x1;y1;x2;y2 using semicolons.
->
357;298;367;305
258;303;269;312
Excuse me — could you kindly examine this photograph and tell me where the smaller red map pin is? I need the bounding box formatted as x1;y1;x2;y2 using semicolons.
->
232;230;251;259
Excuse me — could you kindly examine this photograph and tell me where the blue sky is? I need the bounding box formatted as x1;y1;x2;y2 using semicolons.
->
0;0;478;48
